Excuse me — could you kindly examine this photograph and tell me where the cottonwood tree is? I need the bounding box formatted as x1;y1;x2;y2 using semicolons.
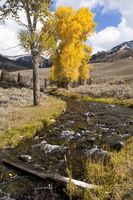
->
0;0;56;105
79;45;92;85
50;7;96;87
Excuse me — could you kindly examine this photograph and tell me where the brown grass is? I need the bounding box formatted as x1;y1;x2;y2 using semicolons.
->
0;87;66;148
9;59;133;100
11;68;50;80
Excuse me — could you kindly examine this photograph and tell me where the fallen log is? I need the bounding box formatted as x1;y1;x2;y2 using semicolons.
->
2;159;96;189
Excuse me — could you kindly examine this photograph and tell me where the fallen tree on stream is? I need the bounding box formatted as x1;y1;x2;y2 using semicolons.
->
2;159;97;190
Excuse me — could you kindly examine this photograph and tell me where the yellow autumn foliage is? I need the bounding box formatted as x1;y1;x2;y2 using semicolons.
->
79;64;91;80
50;6;96;84
59;42;84;81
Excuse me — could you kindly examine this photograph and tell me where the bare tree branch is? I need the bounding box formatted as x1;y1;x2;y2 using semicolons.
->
8;16;29;30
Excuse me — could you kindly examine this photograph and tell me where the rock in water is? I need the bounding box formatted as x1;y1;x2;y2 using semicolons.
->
110;141;124;152
86;146;111;163
19;155;32;163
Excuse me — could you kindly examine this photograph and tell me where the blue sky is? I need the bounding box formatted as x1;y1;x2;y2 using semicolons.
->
92;6;121;32
0;0;133;55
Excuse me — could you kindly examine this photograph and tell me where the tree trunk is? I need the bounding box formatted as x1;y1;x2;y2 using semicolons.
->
32;52;40;106
79;79;87;86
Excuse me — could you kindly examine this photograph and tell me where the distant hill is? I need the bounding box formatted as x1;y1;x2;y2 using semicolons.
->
1;40;133;71
91;40;133;63
16;56;52;68
0;54;26;71
0;54;52;71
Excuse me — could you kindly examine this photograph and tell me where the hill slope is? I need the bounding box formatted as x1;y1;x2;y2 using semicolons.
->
91;40;133;63
91;59;133;79
0;54;52;71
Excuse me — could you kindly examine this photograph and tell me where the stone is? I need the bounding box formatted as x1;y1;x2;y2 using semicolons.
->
34;136;39;141
129;121;133;125
110;141;124;152
19;155;32;163
51;119;56;123
86;146;110;163
39;141;65;154
86;137;96;145
84;112;95;117
61;130;75;139
109;105;116;108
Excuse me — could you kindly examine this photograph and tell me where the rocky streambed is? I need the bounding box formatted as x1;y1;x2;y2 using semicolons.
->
0;97;133;200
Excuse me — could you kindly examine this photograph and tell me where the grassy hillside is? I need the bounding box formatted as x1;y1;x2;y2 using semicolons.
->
91;59;133;79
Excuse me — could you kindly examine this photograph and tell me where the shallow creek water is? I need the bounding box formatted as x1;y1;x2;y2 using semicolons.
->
0;97;133;199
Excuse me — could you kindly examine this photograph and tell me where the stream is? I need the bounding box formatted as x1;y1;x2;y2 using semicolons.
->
0;97;133;200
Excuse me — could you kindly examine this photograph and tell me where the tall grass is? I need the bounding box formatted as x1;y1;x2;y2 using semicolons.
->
84;137;133;200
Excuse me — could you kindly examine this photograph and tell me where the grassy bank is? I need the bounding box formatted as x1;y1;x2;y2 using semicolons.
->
66;138;133;200
82;96;133;108
84;137;133;200
0;95;66;148
51;90;133;108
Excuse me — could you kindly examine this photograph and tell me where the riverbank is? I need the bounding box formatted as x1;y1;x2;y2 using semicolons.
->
50;89;133;108
0;95;132;200
0;87;66;148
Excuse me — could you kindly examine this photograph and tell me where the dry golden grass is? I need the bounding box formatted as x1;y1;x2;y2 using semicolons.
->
0;87;66;148
10;58;133;80
7;96;65;130
91;59;133;78
9;59;133;100
83;137;133;200
11;68;50;80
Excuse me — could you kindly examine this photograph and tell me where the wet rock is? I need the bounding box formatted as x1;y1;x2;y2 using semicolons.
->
62;108;66;112
109;105;116;108
121;134;131;140
86;137;96;144
61;130;75;139
84;112;95;117
34;136;39;141
129;121;133;125
39;140;66;154
65;120;75;127
34;185;56;200
86;146;110;163
85;130;90;134
86;117;90;122
41;144;60;153
0;189;14;200
60;124;65;129
19;155;32;163
4;178;34;200
84;112;94;122
51;119;56;124
110;141;124;152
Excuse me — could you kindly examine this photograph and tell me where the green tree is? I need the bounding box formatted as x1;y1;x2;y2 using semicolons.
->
0;0;55;105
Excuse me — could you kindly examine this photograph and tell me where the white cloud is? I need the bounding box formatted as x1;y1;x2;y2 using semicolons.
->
101;0;133;28
90;18;133;53
0;0;133;55
88;0;133;53
56;0;105;10
0;19;25;56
